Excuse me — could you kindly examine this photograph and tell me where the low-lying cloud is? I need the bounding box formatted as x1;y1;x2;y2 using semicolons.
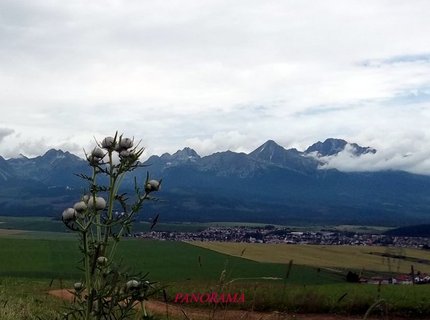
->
318;143;430;175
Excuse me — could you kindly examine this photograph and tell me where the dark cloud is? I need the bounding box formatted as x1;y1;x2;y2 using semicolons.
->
0;128;14;143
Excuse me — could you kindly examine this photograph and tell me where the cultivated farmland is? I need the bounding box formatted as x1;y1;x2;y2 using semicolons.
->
191;242;430;274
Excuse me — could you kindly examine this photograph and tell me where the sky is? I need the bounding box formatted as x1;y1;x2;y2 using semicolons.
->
1;0;430;174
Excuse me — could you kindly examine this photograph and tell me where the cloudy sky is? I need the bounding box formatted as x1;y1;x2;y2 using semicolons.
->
1;0;430;173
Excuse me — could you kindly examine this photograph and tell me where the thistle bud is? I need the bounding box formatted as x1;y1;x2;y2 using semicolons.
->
82;194;90;203
101;136;115;150
73;201;87;213
119;150;131;158
62;208;77;221
87;155;100;166
126;280;140;290
87;196;107;211
74;282;83;291
145;180;161;193
119;137;133;150
91;147;104;159
97;256;108;266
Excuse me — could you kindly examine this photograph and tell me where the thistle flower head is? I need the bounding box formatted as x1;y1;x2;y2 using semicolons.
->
119;137;133;150
74;282;83;291
97;256;108;266
145;180;161;193
87;155;99;165
62;208;77;221
119;150;131;158
82;194;90;203
73;201;87;213
126;280;140;290
101;136;115;150
87;196;107;211
91;147;105;159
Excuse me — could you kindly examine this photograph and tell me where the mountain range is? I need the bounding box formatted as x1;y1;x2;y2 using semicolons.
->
0;138;429;226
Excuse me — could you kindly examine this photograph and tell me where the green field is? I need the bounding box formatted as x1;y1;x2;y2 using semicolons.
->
0;216;395;237
2;219;430;318
0;216;208;233
192;242;430;274
0;235;343;319
0;216;287;234
0;237;340;285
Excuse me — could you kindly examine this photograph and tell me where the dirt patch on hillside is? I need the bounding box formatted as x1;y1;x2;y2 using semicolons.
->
48;289;373;320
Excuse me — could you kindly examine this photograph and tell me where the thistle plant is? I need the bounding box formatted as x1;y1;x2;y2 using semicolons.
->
61;133;161;320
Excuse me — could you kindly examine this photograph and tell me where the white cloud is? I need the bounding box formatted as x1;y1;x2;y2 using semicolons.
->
318;142;430;175
186;131;250;156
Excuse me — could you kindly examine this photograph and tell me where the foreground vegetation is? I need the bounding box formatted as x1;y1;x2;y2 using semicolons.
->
0;278;62;320
164;280;430;317
3;276;430;319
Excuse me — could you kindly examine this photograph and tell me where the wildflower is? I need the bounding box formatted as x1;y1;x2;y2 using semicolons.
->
73;201;87;213
126;280;140;290
97;256;108;266
62;208;77;221
119;137;133;150
101;136;115;150
91;147;104;159
86;154;101;166
74;282;83;291
145;180;161;193
82;194;90;203
87;196;107;211
119;150;131;158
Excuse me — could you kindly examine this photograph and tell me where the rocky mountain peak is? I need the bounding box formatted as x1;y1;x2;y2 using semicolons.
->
171;147;200;161
249;140;286;160
305;138;376;157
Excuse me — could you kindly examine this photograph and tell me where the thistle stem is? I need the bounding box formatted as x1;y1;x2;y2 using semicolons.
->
83;230;92;320
91;167;101;243
102;151;117;256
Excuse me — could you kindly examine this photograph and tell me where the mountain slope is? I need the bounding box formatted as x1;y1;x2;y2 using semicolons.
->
7;149;87;186
249;140;319;173
0;156;14;183
306;138;376;156
0;139;429;226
